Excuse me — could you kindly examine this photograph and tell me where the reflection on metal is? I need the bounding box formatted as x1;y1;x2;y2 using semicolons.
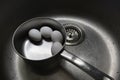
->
23;39;52;60
61;50;114;80
4;16;120;80
63;23;84;45
55;16;119;80
61;50;90;70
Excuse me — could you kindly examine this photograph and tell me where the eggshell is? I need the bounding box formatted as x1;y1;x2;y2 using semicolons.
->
40;26;53;38
28;29;42;41
51;42;63;55
51;30;63;43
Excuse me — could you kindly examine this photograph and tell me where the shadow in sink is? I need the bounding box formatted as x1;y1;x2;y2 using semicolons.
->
1;0;120;80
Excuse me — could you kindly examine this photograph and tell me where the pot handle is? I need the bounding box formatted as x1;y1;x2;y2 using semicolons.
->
61;50;114;80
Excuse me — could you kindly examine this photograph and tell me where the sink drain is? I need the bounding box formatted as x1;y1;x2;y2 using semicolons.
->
63;23;84;45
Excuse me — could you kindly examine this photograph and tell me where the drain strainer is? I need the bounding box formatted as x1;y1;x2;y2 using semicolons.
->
63;23;84;45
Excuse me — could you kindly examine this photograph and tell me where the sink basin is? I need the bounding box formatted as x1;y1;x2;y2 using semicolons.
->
0;0;120;80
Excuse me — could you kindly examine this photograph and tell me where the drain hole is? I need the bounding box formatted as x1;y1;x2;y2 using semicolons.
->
63;23;84;46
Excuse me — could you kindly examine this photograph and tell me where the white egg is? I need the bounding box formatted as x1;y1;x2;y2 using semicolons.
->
28;29;42;41
40;26;53;38
51;30;63;43
51;42;63;55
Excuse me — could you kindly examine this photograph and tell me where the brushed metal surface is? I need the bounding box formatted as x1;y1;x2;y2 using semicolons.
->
3;16;120;80
1;0;120;80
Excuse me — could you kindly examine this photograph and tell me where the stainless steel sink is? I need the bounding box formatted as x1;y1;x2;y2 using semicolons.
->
1;0;120;80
